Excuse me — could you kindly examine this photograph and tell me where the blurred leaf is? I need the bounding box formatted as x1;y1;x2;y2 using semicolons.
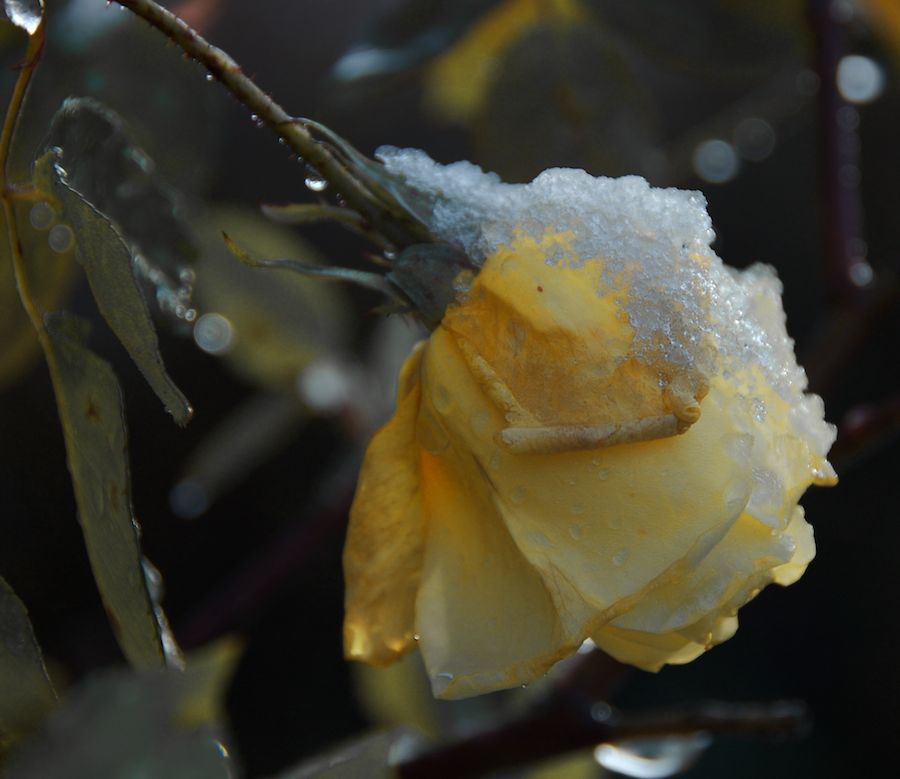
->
34;150;192;425
275;729;424;779
193;205;351;390
423;0;587;124
475;21;657;179
42;312;173;669
0;577;56;750
0;203;77;390
353;653;440;740
4;665;234;779
43;98;198;291
1;0;43;36
332;0;496;80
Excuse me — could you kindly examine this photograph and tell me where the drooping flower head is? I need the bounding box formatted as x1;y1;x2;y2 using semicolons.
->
344;149;836;699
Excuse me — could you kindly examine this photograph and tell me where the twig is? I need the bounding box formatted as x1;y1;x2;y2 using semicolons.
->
110;0;419;248
809;0;870;304
396;692;808;779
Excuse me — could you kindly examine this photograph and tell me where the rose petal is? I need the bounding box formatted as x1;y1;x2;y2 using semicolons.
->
344;344;427;666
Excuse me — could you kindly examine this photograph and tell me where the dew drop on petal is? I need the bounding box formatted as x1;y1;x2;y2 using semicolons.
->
510;486;527;505
569;524;583;540
47;223;74;253
612;547;630;566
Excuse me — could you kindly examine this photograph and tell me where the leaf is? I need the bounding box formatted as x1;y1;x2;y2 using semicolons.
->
42;98;198;290
35;150;192;425
386;243;473;329
0;202;77;390
275;729;425;779
0;577;57;747
193;205;351;390
42;312;173;669
4;665;234;779
2;0;43;35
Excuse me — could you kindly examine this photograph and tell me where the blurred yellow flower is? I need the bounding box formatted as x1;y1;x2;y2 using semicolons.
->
344;153;836;699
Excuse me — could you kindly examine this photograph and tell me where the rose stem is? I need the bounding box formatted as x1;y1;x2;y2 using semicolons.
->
110;0;421;248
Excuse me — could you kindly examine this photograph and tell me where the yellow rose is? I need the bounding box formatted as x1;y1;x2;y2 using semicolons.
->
344;153;836;699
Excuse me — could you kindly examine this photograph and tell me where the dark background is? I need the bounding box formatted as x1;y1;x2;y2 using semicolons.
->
2;1;899;776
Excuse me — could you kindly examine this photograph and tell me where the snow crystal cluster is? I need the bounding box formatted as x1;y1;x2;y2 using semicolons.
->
377;147;834;455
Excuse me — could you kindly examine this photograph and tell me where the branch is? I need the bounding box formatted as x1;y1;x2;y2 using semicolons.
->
396;688;808;779
110;0;420;247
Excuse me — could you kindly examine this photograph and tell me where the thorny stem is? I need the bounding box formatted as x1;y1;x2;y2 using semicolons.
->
111;0;422;248
396;690;808;778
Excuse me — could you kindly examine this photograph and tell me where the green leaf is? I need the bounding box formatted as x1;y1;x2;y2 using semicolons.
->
223;231;399;299
4;665;234;779
42;312;174;669
35;150;192;426
276;729;424;779
0;577;56;749
2;0;44;36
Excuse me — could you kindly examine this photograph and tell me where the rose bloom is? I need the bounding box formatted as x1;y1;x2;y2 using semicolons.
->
343;151;837;699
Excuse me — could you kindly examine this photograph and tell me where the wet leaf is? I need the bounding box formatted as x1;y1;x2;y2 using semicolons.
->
43;312;172;669
0;203;78;389
192;205;351;390
276;728;424;779
2;0;43;35
35;150;192;425
42;98;198;294
0;577;57;748
4;665;234;779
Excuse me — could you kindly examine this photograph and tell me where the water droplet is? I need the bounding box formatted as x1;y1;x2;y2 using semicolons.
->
47;223;74;253
692;139;739;184
305;176;328;192
612;547;630;566
733;117;776;162
205;73;214;82
596;467;611;481
169;479;209;519
298;358;351;414
591;701;613;721
29;201;54;231
594;733;712;778
193;312;234;355
752;397;767;422
849;260;874;287
795;68;820;96
837;55;885;104
250;113;258;122
510;486;527;505
417;409;449;454
432;384;452;414
569;524;583;540
470;409;490;434
570;503;586;516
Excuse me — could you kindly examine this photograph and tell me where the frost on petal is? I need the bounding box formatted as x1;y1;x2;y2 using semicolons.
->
344;345;427;666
